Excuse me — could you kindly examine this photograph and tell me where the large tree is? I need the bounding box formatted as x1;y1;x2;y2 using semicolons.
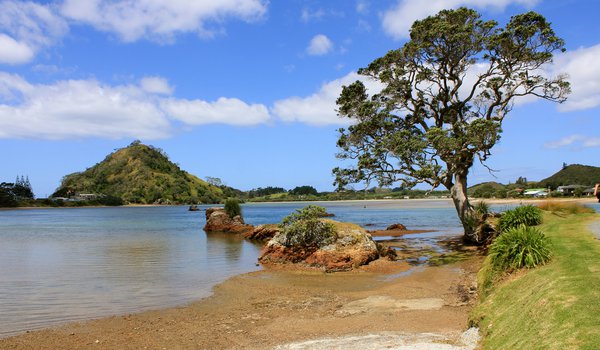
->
333;8;569;243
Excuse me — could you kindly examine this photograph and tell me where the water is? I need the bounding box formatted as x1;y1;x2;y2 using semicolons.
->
1;200;597;338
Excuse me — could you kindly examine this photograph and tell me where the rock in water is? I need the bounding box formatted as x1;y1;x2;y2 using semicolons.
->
386;223;407;231
244;224;280;241
259;221;382;272
203;207;254;234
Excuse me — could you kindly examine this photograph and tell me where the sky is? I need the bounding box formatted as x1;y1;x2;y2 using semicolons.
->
1;0;600;197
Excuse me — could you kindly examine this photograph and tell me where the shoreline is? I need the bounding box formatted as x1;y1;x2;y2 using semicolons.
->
2;197;597;211
0;255;482;349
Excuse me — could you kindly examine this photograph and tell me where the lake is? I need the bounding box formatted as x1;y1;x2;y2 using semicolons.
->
1;200;597;337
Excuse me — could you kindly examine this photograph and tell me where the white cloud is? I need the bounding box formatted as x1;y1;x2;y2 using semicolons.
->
0;72;271;140
549;44;600;112
0;0;67;64
272;72;383;126
307;34;333;56
0;34;35;64
61;0;268;42
382;0;539;40
162;97;270;126
544;135;600;149
356;0;369;14
140;76;173;95
301;8;325;22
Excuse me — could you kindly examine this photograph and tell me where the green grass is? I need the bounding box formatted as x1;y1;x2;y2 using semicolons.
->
472;212;600;349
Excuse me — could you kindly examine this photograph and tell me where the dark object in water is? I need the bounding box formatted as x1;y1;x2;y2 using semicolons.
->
188;205;200;211
386;223;407;231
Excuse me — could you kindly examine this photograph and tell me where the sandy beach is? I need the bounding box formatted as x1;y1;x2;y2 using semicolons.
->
0;254;482;349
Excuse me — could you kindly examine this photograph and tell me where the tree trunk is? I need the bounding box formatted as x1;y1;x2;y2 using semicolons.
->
449;172;478;243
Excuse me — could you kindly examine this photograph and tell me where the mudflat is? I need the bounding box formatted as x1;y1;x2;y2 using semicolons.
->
0;256;481;350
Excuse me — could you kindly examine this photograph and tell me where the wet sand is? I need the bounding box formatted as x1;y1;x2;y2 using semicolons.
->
0;255;482;350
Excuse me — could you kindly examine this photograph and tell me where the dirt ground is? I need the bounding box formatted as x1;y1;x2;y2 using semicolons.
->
0;253;482;350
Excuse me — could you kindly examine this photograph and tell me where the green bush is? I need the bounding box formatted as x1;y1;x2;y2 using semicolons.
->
499;205;542;232
278;205;337;248
489;225;552;270
474;201;490;216
224;198;242;218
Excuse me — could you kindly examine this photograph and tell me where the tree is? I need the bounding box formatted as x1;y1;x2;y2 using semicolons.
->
333;8;569;243
290;185;319;196
205;176;223;187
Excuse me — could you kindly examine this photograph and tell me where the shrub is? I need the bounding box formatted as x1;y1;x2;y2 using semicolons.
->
224;198;242;218
537;200;595;214
489;225;552;270
499;205;542;232
278;205;337;248
474;201;490;216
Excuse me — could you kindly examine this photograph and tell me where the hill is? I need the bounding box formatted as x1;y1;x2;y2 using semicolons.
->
53;141;235;204
540;164;600;188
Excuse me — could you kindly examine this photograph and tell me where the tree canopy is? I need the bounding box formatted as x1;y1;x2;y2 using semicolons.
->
334;8;569;243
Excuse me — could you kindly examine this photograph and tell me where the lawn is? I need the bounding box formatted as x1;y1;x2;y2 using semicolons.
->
472;211;600;349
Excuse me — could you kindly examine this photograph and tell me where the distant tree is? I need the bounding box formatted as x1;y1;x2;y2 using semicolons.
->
516;177;528;186
290;185;319;196
0;182;18;207
205;177;223;187
562;162;568;170
248;187;287;197
334;8;569;243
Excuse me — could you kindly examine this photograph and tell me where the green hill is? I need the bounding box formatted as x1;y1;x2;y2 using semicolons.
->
52;141;232;204
540;164;600;188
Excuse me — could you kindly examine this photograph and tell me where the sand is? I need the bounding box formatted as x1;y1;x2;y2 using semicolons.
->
0;256;482;350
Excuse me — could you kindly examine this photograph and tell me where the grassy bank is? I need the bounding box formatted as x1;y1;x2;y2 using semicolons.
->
471;211;600;349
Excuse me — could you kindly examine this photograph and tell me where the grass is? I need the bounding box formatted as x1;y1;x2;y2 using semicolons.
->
498;205;543;232
537;200;596;215
471;212;600;349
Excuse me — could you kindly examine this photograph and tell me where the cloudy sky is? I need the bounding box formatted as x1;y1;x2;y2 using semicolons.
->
1;0;599;196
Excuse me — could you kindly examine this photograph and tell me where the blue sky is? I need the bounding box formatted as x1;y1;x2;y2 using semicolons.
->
1;0;600;197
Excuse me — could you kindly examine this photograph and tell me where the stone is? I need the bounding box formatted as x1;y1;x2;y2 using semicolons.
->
386;223;407;231
258;220;382;272
204;207;254;234
244;224;280;241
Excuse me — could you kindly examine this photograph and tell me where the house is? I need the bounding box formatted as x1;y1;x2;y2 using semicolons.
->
556;185;587;195
523;188;549;197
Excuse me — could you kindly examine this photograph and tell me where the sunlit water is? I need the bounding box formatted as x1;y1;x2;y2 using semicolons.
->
1;200;597;337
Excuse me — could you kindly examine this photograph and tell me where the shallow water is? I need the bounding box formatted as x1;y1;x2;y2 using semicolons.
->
1;200;597;337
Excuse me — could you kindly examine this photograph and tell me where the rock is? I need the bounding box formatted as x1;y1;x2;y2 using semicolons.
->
244;224;280;241
204;207;254;234
386;223;407;231
376;243;398;261
259;221;381;272
319;212;335;217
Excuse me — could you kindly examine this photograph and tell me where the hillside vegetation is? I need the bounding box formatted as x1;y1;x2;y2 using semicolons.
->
540;164;600;188
53;141;231;204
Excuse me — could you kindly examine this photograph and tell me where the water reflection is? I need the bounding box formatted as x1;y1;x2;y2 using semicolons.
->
0;201;533;338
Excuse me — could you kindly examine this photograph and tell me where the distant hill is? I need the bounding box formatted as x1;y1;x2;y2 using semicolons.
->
467;181;506;197
53;141;236;204
540;164;600;188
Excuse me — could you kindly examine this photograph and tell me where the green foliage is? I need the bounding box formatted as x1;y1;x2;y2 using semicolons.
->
333;7;568;242
499;205;543;232
489;225;552;271
52;142;227;204
540;164;600;188
0;183;18;207
474;201;490;216
289;185;318;196
278;205;337;248
224;198;242;218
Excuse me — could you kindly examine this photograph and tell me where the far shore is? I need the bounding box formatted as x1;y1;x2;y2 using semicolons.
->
2;196;597;211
